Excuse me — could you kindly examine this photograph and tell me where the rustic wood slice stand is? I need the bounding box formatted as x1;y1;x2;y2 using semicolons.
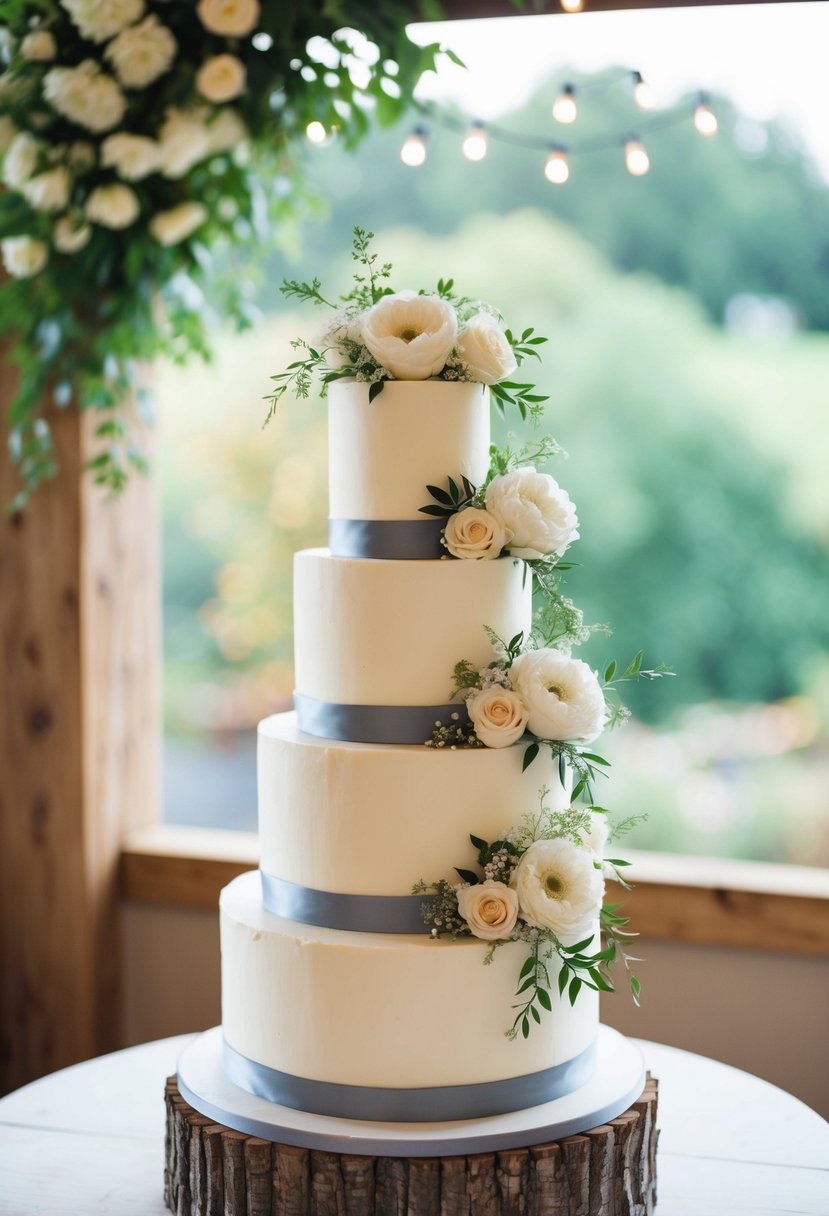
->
164;1072;658;1216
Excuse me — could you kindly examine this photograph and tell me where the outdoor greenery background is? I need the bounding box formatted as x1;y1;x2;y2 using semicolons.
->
158;70;829;867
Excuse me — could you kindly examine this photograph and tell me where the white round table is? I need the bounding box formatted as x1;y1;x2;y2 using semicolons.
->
0;1036;827;1215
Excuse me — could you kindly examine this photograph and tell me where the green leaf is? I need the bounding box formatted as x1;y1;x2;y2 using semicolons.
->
536;986;552;1012
470;834;488;851
604;660;617;683
522;742;539;771
558;967;569;997
368;381;385;403
518;955;537;980
568;977;582;1006
530;1004;541;1023
426;483;454;506
521;1017;530;1039
455;868;479;885
580;753;611;766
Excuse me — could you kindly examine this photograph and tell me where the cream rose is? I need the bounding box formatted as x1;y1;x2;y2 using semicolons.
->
85;183;139;229
43;61;126;133
509;650;606;742
21;165;71;212
196;54;246;103
361;291;457;380
457;880;519;942
105;15;177;90
53;215;92;254
149;202;208;246
466;686;529;748
20;30;57;62
2;236;48;279
456;311;517;385
100;133;159;181
196;0;260;37
2;132;44;188
510;838;603;942
157;107;211;178
205;107;248;156
485;467;579;560
443;507;508;561
60;0;145;43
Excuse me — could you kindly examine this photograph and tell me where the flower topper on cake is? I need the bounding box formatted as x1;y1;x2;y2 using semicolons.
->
265;227;549;422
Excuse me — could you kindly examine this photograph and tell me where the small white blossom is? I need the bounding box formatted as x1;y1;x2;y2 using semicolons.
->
149;201;208;246
85;183;139;229
60;0;145;44
20;30;57;62
43;61;126;133
100;133;159;181
2;132;44;188
157;107;211;178
104;15;177;90
53;215;92;254
196;0;260;37
21;165;71;212
196;54;246;104
2;235;48;278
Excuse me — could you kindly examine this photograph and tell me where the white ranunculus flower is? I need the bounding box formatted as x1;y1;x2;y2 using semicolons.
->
43;61;126;134
85;183;139;229
485;467;579;560
20;30;57;62
205;107;248;156
0;115;18;153
466;686;529;749
457;880;520;942
149;201;208;246
361;291;457;380
456;311;517;385
53;215;92;254
443;507;508;561
157;107;211;178
196;0;260;37
61;0;145;43
2;132;43;188
196;54;246;103
2;235;48;278
509;650;607;743
101;133;159;181
104;15;177;90
511;838;603;942
21;165;71;212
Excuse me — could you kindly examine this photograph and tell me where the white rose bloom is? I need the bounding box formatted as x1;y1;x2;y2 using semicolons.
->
443;507;508;561
0;115;18;153
43;61;126;134
205;107;248;156
456;312;517;385
2;235;48;278
21;165;71;212
509;650;607;743
68;141;96;172
104;15;177;90
85;183;139;229
457;880;519;942
361;291;458;380
196;0;260;37
2;132;43;188
60;0;145;43
101;133;159;181
149;201;208;246
53;215;92;253
20;30;57;62
511;838;603;943
157;107;211;178
485;467;579;560
466;686;529;749
196;54;246;103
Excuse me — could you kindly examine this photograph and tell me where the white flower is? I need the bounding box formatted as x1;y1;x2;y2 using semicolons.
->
104;15;177;90
60;0;145;43
0;115;18;154
511;838;603;942
85;183;139;229
205;107;248;156
509;650;606;742
157;107;211;178
21;166;71;212
68;142;96;172
579;811;610;861
2;235;48;278
311;308;363;369
43;61;126;133
457;880;519;941
20;30;57;62
101;133;159;181
196;54;246;103
361;291;457;380
466;686;529;749
485;467;579;560
196;0;260;37
456;312;517;385
2;132;44;188
53;215;92;253
443;507;508;561
149;201;208;246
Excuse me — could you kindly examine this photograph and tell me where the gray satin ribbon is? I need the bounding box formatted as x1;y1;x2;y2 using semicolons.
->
261;870;431;934
294;692;469;745
329;517;445;560
223;1038;597;1123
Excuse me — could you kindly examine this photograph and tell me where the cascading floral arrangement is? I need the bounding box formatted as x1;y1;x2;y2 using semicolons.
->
0;1;449;507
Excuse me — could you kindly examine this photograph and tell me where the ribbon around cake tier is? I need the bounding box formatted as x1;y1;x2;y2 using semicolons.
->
260;870;431;934
294;693;470;745
328;517;446;560
222;1038;597;1123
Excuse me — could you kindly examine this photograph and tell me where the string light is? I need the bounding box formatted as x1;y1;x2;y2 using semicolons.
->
552;84;577;125
631;71;655;110
544;145;570;184
559;0;584;11
305;121;327;144
400;127;428;167
624;136;650;176
694;92;718;137
461;122;488;162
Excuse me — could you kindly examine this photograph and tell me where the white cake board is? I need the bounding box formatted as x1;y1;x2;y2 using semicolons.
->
177;1025;645;1156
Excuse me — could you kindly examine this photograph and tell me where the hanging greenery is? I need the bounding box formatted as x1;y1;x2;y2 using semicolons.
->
0;0;452;507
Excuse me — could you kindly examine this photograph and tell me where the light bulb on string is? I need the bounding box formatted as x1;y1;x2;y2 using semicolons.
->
544;145;569;184
400;127;428;167
552;84;577;125
624;136;650;176
462;122;488;162
631;71;655;110
559;0;584;11
694;92;718;137
305;120;328;144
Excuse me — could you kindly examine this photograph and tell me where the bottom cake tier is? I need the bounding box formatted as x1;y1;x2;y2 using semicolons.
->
220;871;599;1122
